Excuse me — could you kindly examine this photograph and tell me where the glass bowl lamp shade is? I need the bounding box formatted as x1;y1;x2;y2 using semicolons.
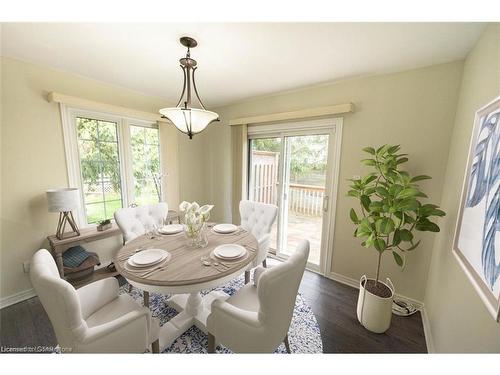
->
159;36;219;139
46;188;81;239
159;107;219;137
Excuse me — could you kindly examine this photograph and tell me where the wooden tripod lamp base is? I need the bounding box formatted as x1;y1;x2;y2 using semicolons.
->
56;211;80;240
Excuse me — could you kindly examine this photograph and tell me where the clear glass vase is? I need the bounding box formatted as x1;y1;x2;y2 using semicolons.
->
184;222;208;248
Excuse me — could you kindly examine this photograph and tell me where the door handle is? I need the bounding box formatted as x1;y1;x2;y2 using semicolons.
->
323;195;329;212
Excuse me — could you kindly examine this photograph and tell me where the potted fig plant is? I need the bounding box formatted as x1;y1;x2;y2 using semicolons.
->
348;145;445;333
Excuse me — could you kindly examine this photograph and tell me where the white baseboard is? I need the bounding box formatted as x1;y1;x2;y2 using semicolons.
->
326;271;424;309
327;271;359;288
0;260;114;310
0;288;36;309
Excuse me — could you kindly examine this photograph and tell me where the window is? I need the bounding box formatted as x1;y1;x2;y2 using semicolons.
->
65;109;163;226
76;117;123;223
130;125;162;206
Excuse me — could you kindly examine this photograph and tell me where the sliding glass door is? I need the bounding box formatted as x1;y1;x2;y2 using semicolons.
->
248;124;337;273
281;134;330;267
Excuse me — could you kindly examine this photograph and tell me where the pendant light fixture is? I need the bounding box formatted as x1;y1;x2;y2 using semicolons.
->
159;37;219;139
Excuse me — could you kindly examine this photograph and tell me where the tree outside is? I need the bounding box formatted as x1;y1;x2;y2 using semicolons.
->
251;135;328;185
76;118;161;223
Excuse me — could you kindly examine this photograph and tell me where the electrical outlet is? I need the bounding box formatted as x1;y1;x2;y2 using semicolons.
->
352;175;361;180
23;261;30;273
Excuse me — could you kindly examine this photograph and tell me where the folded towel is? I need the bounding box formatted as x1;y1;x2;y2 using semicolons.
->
62;245;93;268
64;253;100;275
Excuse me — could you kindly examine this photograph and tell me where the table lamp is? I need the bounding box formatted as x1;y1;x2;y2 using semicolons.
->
46;188;81;240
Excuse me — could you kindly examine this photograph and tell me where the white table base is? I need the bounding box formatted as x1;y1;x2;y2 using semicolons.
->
157;291;230;351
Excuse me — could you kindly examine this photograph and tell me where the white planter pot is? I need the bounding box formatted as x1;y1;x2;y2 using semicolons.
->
356;275;395;333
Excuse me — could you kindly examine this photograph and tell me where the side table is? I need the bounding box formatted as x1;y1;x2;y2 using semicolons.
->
47;223;121;280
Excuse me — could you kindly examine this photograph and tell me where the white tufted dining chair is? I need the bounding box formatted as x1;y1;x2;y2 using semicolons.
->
30;249;159;353
114;202;168;244
207;239;309;353
239;200;278;283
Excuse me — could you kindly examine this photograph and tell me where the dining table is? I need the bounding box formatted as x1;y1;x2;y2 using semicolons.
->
114;224;258;351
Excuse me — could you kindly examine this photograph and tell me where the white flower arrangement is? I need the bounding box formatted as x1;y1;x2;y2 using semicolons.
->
179;201;214;247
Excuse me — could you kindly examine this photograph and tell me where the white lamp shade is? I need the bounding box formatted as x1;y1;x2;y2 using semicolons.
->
46;188;80;212
159;107;218;135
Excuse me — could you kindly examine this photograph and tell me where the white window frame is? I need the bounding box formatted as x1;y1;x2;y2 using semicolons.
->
60;104;165;228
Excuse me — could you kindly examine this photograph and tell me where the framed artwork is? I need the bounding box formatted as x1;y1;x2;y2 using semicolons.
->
453;95;500;321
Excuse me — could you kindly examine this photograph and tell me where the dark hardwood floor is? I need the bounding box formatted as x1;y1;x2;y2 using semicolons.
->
0;271;427;353
298;271;427;353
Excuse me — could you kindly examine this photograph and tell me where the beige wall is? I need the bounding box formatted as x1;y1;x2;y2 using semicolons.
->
424;24;500;352
0;57;195;300
204;61;464;302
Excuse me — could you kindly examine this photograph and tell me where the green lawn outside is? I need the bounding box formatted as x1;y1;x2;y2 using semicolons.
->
85;192;159;224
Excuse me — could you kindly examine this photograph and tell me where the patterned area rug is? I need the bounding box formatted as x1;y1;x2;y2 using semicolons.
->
120;275;323;353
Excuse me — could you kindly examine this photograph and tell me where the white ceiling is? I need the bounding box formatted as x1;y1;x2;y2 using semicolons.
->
1;23;485;107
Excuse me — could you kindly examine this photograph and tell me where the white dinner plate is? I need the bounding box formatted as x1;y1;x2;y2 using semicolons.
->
213;223;238;234
125;252;171;271
129;248;168;266
214;244;246;260
158;224;183;235
127;255;166;268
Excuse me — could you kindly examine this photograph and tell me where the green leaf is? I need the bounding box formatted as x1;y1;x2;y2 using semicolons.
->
361;159;377;166
374;238;386;252
362;175;377;185
416;221;440;232
431;208;446;217
362;147;376;155
364;187;376;195
389;184;404;197
396;157;409;165
387;170;398;179
347;190;360;198
399;229;414;242
356;228;369;238
419;204;446;217
392;229;402;246
397;198;419;211
410;175;432;182
358;218;372;234
397;188;420;199
365;233;375;247
387;145;401;154
392;251;404;267
403;214;415;224
405;240;421;251
360;195;371;211
375;187;389;197
375;217;395;235
418;204;435;216
369;201;383;212
349;208;359;224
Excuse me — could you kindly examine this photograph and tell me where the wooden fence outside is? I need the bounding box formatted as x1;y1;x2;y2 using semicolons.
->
250;151;279;204
251;150;325;216
288;183;325;216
